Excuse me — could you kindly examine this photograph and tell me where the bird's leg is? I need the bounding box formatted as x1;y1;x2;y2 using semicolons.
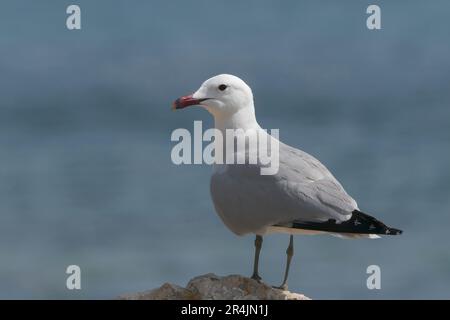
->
276;235;294;290
251;235;263;281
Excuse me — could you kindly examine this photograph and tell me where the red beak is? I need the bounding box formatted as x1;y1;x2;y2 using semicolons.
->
172;94;207;110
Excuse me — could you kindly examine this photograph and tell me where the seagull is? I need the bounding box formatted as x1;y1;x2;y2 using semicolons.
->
172;74;402;290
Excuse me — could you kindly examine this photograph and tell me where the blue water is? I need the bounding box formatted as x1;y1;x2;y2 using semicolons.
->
0;0;449;299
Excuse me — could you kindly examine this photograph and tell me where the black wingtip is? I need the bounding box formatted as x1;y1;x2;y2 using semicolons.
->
288;210;403;235
351;210;403;235
386;227;403;235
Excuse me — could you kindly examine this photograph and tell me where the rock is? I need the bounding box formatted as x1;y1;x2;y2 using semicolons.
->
119;282;195;300
119;273;310;300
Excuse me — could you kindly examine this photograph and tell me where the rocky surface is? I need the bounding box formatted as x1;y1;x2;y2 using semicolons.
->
119;273;310;300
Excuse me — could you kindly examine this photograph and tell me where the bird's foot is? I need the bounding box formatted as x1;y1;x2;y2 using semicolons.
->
273;283;288;291
250;273;262;282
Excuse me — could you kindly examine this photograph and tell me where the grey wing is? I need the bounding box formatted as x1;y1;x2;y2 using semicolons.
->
278;143;357;213
210;143;357;235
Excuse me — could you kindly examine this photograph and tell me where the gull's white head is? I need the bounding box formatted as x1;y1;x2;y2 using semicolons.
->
173;74;254;118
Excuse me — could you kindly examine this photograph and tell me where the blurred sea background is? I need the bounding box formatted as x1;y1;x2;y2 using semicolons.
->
0;0;449;299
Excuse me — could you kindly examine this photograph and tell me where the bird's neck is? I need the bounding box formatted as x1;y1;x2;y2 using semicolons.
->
213;105;259;132
211;105;263;170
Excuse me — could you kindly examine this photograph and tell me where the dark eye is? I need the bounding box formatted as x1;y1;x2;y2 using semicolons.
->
218;84;228;91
